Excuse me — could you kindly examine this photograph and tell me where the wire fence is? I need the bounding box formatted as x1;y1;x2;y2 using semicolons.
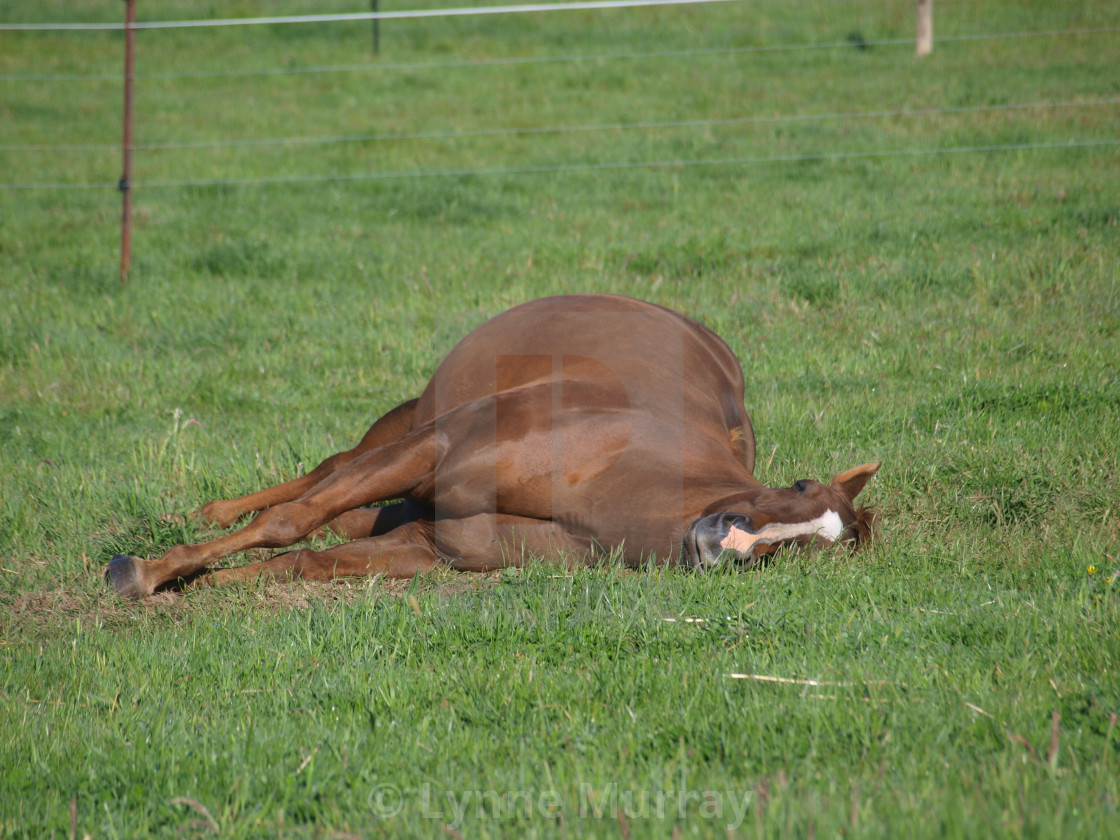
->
1;1;1117;192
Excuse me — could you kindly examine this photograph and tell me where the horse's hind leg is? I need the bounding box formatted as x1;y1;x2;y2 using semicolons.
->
199;520;441;588
107;423;438;598
200;398;418;527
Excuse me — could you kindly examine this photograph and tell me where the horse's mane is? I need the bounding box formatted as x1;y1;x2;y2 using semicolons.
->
728;424;756;473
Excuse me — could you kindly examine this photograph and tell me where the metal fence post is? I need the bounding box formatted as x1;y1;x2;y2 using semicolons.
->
371;0;380;55
120;0;136;281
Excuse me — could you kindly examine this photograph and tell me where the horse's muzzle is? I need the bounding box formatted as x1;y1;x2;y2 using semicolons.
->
681;512;758;570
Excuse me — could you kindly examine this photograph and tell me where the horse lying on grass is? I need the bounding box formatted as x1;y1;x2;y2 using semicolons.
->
107;294;880;598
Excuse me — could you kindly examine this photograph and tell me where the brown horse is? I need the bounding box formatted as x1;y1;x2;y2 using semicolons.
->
107;294;879;598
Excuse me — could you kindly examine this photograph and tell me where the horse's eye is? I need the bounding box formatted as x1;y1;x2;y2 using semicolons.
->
794;479;808;492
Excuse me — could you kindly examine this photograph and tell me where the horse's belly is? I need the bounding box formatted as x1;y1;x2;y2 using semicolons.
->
421;403;688;562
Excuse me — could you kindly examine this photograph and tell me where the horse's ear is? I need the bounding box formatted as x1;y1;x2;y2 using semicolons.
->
829;462;881;503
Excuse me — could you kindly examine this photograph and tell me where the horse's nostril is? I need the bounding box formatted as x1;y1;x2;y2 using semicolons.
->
722;513;752;534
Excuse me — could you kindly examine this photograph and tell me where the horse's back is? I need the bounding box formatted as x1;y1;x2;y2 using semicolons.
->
415;294;747;431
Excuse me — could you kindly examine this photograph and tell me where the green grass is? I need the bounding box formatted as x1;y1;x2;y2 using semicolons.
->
2;1;1119;837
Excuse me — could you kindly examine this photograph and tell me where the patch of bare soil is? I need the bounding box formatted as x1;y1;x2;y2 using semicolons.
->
0;566;507;642
261;568;506;611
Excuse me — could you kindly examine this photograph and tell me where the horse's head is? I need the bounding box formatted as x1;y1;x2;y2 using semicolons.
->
682;462;881;569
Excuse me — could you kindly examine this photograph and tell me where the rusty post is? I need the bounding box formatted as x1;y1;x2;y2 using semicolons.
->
120;0;136;282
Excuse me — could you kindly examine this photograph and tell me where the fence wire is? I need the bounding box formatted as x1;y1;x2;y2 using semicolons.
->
5;97;1119;154
1;0;739;31
5;138;1118;192
2;26;1117;82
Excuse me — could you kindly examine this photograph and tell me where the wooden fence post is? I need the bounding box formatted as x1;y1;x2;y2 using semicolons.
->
120;0;136;282
916;0;932;56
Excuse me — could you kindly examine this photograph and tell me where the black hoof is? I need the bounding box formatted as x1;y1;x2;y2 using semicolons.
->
105;554;151;599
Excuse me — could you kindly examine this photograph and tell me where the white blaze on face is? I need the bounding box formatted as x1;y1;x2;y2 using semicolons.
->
720;509;845;555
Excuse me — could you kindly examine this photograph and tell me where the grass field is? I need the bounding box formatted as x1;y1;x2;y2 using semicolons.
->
2;0;1119;836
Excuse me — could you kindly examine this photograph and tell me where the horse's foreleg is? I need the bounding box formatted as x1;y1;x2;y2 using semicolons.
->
199;520;441;588
199;398;418;527
309;500;426;540
435;513;589;572
107;424;438;598
204;514;585;589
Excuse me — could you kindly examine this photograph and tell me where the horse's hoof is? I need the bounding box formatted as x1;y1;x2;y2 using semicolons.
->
198;501;236;529
105;554;151;599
